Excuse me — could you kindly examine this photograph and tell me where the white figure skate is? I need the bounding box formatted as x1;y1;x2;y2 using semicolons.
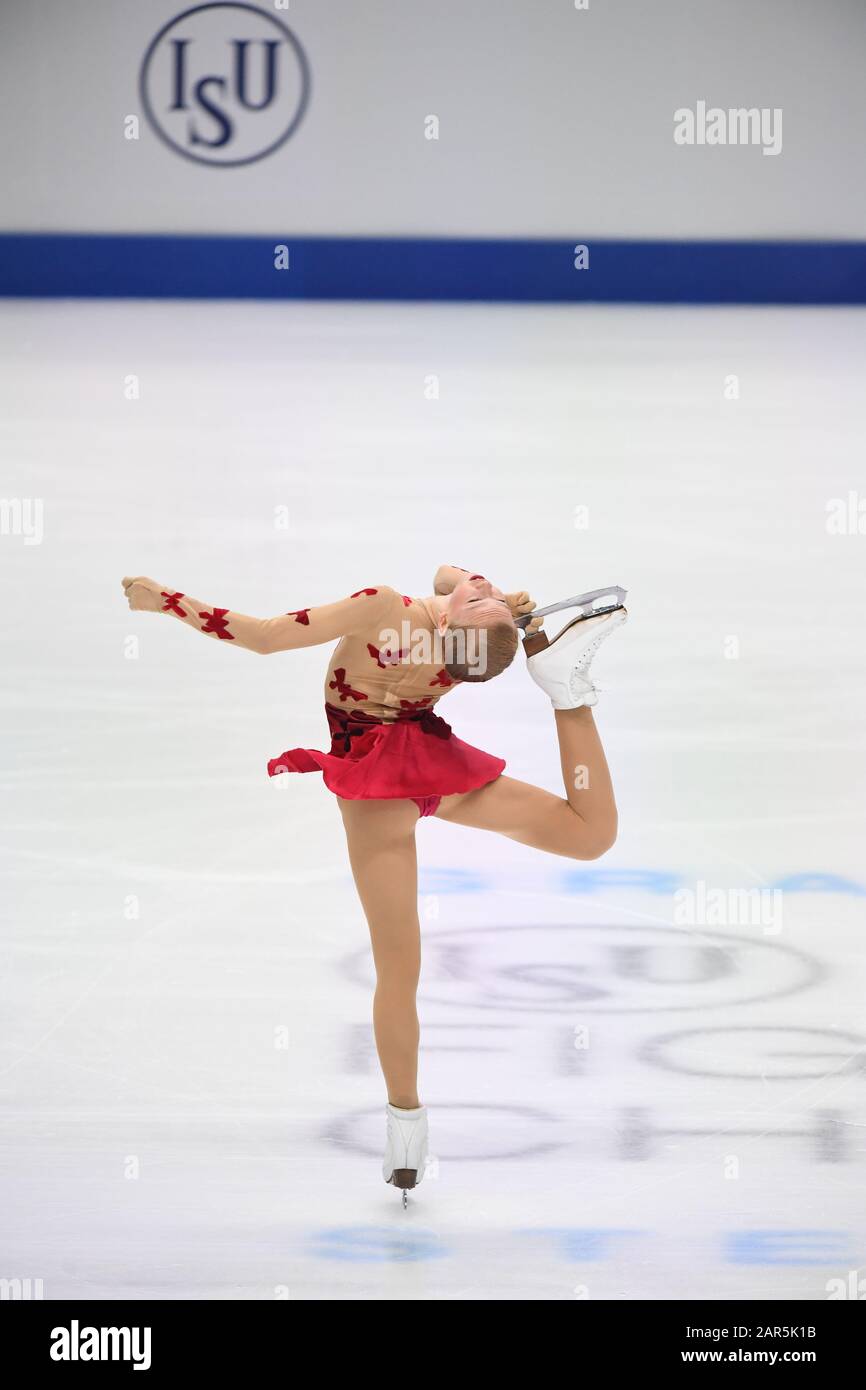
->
382;1102;429;1209
521;586;628;710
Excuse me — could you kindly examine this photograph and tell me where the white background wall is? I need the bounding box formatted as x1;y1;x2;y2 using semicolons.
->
1;0;865;239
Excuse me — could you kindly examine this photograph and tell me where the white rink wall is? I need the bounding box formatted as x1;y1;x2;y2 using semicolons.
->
1;0;865;239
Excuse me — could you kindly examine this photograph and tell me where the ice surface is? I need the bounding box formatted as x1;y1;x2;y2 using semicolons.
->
1;300;864;1300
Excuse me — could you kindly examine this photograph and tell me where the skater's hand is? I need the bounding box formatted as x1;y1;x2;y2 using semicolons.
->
505;591;543;634
505;590;536;620
122;576;165;613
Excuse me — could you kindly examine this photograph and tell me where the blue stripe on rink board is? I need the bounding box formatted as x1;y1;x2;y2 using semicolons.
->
1;234;865;304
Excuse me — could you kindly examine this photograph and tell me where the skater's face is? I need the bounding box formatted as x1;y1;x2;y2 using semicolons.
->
441;575;514;632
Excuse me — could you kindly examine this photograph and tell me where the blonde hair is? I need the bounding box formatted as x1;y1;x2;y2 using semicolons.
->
443;619;518;683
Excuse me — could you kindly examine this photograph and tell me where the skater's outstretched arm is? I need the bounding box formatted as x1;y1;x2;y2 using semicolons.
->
121;577;399;655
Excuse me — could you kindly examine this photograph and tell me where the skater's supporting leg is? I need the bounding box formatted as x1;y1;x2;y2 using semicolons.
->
435;707;617;860
337;798;422;1108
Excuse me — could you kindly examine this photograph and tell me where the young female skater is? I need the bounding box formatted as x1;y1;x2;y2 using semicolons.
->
122;564;626;1205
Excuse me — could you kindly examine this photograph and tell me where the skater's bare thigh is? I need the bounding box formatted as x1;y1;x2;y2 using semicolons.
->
337;795;420;840
435;775;588;858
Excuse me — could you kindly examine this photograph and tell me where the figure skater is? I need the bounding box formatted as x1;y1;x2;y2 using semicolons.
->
122;564;627;1206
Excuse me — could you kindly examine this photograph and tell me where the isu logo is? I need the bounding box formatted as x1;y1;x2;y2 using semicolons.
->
140;3;311;167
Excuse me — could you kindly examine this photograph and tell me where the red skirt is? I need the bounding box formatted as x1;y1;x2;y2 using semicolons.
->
267;703;506;801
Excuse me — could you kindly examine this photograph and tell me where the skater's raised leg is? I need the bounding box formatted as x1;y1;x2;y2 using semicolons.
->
555;703;618;833
435;605;626;859
337;797;422;1108
434;707;617;860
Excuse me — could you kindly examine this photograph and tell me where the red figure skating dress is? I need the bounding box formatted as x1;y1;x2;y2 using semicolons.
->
149;582;505;811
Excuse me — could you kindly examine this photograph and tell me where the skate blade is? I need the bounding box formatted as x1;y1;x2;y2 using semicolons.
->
516;585;627;631
547;605;627;648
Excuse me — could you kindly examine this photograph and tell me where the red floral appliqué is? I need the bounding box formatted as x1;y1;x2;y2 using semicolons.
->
367;642;406;669
329;668;368;702
429;669;453;688
161;591;187;617
287;608;310;626
401;595;412;606
399;697;432;711
351;588;379;598
198;607;235;640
